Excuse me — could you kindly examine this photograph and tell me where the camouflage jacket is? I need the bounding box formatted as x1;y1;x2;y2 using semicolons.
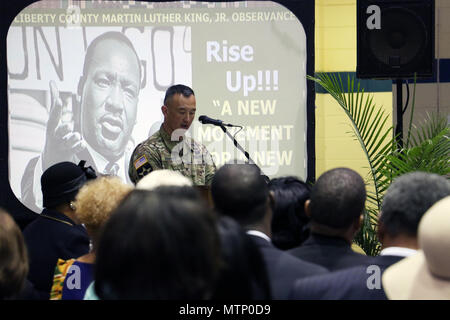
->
129;125;216;185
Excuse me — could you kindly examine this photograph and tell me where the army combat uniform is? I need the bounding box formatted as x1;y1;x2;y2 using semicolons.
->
129;125;216;185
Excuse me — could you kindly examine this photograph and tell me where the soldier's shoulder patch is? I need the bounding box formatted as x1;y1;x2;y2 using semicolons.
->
134;155;148;170
134;155;153;179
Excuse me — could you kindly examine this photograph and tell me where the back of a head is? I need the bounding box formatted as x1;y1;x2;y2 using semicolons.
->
309;168;366;229
212;216;271;300
41;161;97;209
211;164;269;226
75;176;133;235
380;171;450;237
382;195;450;300
136;169;193;190
269;176;311;249
95;189;220;299
0;210;29;299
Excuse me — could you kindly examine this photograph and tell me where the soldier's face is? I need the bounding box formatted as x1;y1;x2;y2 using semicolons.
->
162;93;196;137
80;39;140;160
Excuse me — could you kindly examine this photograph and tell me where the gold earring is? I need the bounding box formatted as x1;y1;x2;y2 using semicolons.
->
70;202;76;211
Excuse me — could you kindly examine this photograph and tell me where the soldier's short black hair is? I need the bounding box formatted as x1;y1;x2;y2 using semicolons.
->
380;172;450;237
211;164;269;226
163;84;195;106
309;168;366;229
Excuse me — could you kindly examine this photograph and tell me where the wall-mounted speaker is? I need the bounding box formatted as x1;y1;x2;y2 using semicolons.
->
357;0;435;79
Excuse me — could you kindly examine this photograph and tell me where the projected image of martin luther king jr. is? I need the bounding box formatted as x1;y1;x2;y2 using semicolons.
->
21;31;141;212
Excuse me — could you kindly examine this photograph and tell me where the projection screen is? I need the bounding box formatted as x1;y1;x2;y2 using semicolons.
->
7;1;309;212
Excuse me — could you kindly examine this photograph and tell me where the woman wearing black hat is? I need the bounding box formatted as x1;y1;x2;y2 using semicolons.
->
22;161;96;300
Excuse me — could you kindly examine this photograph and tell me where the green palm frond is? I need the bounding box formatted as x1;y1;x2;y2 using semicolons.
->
381;126;450;179
410;112;449;147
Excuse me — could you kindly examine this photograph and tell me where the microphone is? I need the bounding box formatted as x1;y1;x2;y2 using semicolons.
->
198;115;235;127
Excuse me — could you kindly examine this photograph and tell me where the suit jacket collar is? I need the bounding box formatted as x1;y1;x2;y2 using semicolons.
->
303;233;351;248
374;254;404;268
247;233;274;249
41;208;77;226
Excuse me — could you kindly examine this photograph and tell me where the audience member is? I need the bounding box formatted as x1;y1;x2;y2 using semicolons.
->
94;188;220;299
268;176;311;250
212;216;271;300
211;164;327;300
289;171;450;299
377;171;450;254
50;176;132;300
288;167;374;271
135;169;193;190
23;161;96;299
83;184;205;300
0;210;29;300
383;196;450;299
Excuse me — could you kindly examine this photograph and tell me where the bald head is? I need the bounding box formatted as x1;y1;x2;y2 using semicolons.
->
211;164;269;226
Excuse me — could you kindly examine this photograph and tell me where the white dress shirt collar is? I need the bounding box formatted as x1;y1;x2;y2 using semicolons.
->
379;247;418;257
246;230;271;243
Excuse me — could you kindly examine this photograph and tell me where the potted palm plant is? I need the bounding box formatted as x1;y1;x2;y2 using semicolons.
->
309;73;449;256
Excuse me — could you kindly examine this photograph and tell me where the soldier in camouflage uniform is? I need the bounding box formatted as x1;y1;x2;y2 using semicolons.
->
129;84;216;185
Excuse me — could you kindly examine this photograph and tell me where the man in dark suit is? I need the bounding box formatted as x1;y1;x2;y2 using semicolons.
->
289;171;450;300
288;168;374;271
23;161;96;299
211;164;327;300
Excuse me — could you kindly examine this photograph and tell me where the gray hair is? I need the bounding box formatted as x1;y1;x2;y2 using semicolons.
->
380;171;450;237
